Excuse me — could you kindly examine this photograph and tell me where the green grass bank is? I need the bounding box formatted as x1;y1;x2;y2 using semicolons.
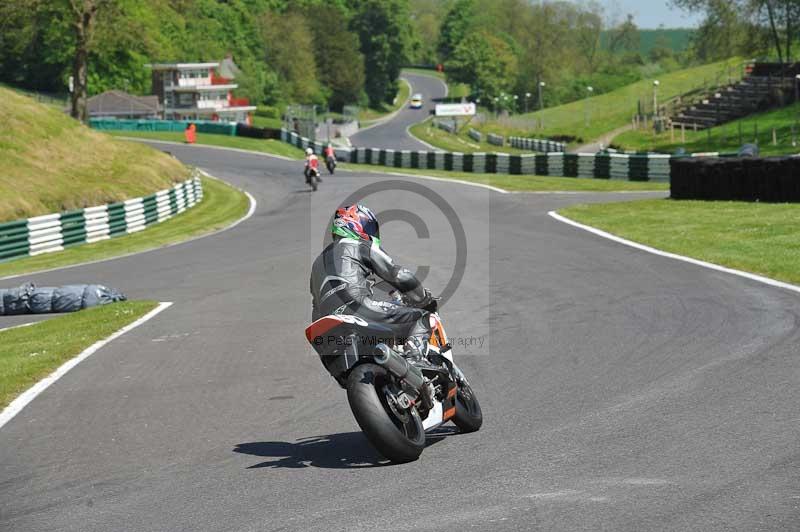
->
561;199;800;285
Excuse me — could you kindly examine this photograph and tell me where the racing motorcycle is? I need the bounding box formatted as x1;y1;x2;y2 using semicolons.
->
304;282;482;463
305;166;321;191
325;155;336;175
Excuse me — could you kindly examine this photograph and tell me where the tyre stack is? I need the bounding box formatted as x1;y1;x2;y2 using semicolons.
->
578;154;596;178
535;154;548;175
563;154;579;177
547;153;564;177
627;155;651;181
669;157;800;201
594;153;611;179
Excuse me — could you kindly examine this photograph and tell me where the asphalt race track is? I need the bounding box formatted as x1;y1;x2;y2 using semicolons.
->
349;72;447;150
2;127;800;531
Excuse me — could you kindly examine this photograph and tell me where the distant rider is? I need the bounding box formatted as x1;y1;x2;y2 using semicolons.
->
305;147;321;183
324;143;336;174
309;204;438;361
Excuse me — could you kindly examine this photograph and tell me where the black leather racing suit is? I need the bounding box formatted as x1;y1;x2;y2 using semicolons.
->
310;237;432;347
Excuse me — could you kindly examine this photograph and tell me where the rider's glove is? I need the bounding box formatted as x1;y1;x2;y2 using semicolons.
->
416;289;438;313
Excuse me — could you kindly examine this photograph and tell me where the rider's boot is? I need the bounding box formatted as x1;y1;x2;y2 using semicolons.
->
402;337;435;370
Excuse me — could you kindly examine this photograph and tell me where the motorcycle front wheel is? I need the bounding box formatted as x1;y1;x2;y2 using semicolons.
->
453;378;483;433
346;363;425;463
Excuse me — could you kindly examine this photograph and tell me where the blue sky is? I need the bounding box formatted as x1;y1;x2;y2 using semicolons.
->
605;0;703;29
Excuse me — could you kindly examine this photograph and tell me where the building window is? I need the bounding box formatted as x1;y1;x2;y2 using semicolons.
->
178;93;194;106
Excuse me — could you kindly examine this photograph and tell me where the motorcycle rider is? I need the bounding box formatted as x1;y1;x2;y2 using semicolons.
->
310;204;437;361
305;147;322;183
324;143;336;174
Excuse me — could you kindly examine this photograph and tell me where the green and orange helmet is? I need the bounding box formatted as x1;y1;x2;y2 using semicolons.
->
331;204;380;244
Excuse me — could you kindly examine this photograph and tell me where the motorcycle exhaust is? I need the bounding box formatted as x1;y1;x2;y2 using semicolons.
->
373;344;425;391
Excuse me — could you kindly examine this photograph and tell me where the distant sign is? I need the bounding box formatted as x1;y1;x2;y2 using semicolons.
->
435;103;476;117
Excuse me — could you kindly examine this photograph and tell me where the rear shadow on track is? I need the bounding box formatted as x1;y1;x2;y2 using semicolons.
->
234;428;456;469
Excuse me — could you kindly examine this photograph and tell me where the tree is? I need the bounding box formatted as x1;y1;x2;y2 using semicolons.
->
349;0;413;107
446;31;518;101
671;0;798;62
576;2;604;75
307;5;365;110
67;0;113;123
259;10;321;104
409;0;450;64
437;0;476;60
608;14;640;55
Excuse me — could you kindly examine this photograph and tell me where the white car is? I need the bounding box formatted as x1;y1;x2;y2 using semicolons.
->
410;93;423;109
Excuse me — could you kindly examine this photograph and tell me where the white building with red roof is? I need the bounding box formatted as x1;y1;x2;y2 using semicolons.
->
147;60;256;124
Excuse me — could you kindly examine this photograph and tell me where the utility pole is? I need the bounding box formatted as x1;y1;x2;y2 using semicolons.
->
653;80;660;117
538;81;545;111
538;81;546;128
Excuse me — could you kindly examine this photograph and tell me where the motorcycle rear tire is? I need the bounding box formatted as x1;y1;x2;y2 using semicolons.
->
347;363;425;463
453;379;483;433
311;176;318;191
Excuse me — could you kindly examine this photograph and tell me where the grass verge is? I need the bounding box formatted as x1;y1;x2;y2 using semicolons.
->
0;176;250;279
0;301;158;410
410;118;532;154
340;163;668;192
110;131;305;159
560;199;800;284
613;101;800;156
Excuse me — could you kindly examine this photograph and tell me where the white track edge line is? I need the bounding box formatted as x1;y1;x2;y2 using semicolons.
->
548;211;800;296
0;170;257;282
0;322;36;333
380;171;509;194
0;301;174;430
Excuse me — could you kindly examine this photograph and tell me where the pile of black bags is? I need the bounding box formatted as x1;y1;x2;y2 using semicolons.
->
0;283;127;315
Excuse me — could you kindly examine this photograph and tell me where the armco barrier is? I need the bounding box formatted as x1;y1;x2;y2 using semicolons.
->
279;128;706;182
509;136;566;153
0;174;203;263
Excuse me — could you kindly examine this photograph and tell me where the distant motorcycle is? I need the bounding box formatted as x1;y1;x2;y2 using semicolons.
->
326;155;336;175
305;166;320;192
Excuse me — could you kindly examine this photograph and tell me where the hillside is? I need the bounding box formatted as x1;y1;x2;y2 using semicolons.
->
613;100;800;156
0;87;189;222
477;57;741;145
